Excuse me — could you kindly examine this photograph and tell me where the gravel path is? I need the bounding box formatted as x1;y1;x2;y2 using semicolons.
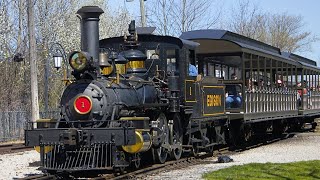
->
0;132;319;180
146;132;320;180
0;150;41;180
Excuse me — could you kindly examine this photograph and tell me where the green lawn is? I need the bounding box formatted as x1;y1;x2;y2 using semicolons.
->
203;160;320;180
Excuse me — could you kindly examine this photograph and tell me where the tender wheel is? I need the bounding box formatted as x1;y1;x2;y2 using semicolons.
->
206;144;214;156
171;113;183;160
242;123;252;143
206;126;217;156
153;113;169;163
273;120;288;137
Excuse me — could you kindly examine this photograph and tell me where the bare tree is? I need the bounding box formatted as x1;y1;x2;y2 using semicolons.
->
228;0;267;42
0;0;131;112
228;0;317;53
148;0;221;36
148;0;175;35
267;13;318;53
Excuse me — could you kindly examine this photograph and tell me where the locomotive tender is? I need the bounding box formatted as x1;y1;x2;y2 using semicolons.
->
25;6;318;175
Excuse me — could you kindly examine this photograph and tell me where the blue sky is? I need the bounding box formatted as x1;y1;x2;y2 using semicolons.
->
109;0;320;63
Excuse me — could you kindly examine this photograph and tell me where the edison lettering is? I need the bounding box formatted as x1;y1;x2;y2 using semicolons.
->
207;95;222;107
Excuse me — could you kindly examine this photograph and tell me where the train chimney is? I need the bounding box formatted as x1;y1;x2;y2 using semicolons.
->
77;6;104;63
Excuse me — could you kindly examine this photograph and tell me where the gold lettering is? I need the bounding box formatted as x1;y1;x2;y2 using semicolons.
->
81;102;85;108
206;94;221;107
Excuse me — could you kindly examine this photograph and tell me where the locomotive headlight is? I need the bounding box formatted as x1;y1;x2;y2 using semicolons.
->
69;51;91;72
74;95;92;115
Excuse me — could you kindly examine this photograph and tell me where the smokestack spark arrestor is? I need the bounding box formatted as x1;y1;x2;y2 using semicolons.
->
77;6;104;63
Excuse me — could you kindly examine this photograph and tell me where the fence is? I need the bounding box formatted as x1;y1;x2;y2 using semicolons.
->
0;110;59;142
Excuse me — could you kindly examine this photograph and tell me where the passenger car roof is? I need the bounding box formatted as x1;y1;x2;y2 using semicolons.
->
180;29;297;64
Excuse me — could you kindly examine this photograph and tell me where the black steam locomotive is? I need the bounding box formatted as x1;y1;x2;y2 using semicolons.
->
25;6;226;174
25;6;319;175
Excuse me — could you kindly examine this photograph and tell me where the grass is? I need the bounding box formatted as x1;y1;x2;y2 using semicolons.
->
203;160;320;180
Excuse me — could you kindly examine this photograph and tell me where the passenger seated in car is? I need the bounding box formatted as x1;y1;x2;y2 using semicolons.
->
189;63;198;76
231;73;238;80
226;84;242;108
297;82;307;107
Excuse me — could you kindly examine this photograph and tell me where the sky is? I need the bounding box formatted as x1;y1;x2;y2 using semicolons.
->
108;0;320;64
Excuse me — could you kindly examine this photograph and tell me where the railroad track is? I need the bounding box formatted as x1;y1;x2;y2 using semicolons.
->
17;174;56;180
20;132;301;180
90;155;211;180
0;143;33;155
101;133;297;180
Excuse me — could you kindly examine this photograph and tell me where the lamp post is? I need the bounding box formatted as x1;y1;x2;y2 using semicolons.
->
44;43;69;113
126;0;147;27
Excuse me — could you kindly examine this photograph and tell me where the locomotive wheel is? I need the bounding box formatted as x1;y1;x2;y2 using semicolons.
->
132;153;141;169
192;143;200;157
153;113;169;164
153;147;168;164
171;113;183;160
113;166;126;175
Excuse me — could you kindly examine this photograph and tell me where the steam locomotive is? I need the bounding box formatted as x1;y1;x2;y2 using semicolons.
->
25;6;318;175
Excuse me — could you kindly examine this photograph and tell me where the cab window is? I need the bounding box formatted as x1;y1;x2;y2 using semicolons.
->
166;49;176;72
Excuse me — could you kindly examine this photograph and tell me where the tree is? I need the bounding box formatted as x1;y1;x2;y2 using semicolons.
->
228;0;267;42
267;13;318;53
0;0;30;111
0;0;131;111
147;0;221;36
227;0;317;53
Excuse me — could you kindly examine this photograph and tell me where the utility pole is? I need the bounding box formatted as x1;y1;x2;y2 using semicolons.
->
127;0;147;27
139;0;146;27
27;0;40;128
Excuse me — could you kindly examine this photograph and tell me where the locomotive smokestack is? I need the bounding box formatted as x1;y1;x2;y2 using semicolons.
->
77;6;104;63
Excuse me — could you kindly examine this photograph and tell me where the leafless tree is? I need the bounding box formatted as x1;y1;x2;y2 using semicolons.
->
267;13;318;53
147;0;175;35
228;0;267;42
0;0;131;112
148;0;221;36
228;0;318;53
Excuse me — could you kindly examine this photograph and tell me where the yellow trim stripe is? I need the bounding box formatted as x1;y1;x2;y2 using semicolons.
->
203;112;225;116
203;86;224;88
185;79;196;102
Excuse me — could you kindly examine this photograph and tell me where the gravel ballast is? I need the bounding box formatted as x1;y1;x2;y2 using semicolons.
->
0;132;319;179
0;150;41;179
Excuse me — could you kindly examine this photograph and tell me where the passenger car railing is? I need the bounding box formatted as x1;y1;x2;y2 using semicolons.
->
245;87;297;113
302;91;320;110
